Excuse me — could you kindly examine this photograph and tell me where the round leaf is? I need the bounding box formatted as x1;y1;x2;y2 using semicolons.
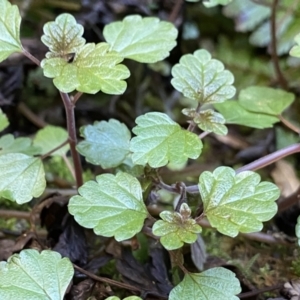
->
77;119;131;168
171;49;236;104
0;249;74;300
169;268;241;300
41;13;85;57
214;101;279;129
198;166;279;237
130;112;203;168
68;172;148;241
153;203;202;250
0;0;22;63
33;125;69;157
41;42;130;94
103;15;178;63
0;153;46;204
239;86;295;115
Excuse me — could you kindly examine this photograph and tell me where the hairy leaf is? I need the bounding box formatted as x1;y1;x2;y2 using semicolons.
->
41;42;130;94
0;109;9;132
0;0;22;63
77;119;131;168
171;49;236;104
239;86;295;115
296;216;300;247
182;108;227;135
68;172;148;241
130;112;202;168
0;153;46;204
33;125;69;157
41;13;85;58
215;101;279;129
103;15;178;63
0;249;74;300
203;0;232;7
0;134;41;156
198;166;279;237
169;267;241;300
153;203;202;250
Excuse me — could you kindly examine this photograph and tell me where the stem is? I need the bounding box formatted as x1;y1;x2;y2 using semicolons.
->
62;154;76;181
59;91;83;188
18;102;47;128
279;114;300;134
185;143;300;193
270;0;288;89
72;92;83;104
40;139;69;159
22;49;41;66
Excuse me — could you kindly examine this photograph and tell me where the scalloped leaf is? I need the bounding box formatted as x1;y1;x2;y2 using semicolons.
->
171;49;236;104
68;172;148;241
296;215;300;246
0;108;9;132
41;42;130;94
0;0;22;63
0;134;41;156
41;13;85;58
203;0;232;7
169;267;241;300
77;119;131;168
198;166;279;237
33;125;69;157
239;86;295;115
153;203;202;250
182;108;228;135
0;153;46;204
0;249;74;300
214;101;279;129
103;15;178;63
290;32;300;57
130;112;202;168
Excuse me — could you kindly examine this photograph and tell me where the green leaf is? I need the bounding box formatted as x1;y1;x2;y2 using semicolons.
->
103;15;178;63
239;86;295;115
0;134;41;156
290;32;300;57
171;49;236;104
77;119;131;168
182;108;228;135
0;249;74;300
153;203;202;250
33;125;69;157
41;13;85;57
68;172;148;241
296;215;300;247
105;297;142;300
0;153;46;204
130;112;203;168
0;0;22;63
41;42;130;94
203;0;232;7
0;108;9;132
198;167;279;237
214;101;279;129
169;267;241;300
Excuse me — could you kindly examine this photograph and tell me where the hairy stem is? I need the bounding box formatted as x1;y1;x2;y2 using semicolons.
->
59;91;83;188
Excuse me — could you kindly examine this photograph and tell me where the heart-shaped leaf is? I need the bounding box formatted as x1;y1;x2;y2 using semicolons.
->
215;101;279;129
0;153;46;204
68;172;148;241
153;203;202;250
171;49;236;104
198;166;279;237
0;0;22;63
33;125;69;157
77;119;131;168
169;268;241;300
0;249;74;300
130;112;202;168
103;15;178;63
41;42;130;94
41;13;85;58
